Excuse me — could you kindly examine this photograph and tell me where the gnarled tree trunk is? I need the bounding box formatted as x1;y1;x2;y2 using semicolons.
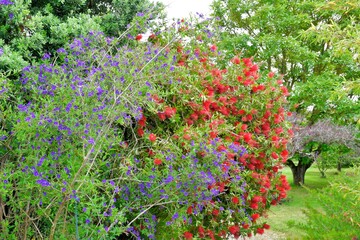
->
287;159;313;186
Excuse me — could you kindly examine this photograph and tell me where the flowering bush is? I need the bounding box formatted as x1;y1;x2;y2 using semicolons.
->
0;15;291;239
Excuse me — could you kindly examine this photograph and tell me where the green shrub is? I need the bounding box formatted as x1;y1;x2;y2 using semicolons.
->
296;168;360;239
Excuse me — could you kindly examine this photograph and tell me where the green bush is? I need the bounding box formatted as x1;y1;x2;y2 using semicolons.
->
296;168;360;239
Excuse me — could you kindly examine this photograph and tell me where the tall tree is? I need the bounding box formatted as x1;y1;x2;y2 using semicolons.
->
211;0;359;124
0;0;162;72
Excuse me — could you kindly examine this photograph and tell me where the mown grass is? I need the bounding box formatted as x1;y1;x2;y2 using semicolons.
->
264;165;350;239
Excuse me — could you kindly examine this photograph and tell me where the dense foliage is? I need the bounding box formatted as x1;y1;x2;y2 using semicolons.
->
211;0;359;125
294;169;360;239
0;0;161;72
0;11;292;239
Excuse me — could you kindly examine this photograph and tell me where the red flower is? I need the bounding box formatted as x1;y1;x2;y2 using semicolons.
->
186;206;193;214
198;226;205;238
164;106;176;118
183;231;193;239
149;133;156;142
212;208;219;216
138;116;146;127
250;202;258;209
153;158;162;165
263;223;270;230
135;34;142;41
242;223;249;229
232;196;239;204
210;45;217;52
281;149;289;158
232;56;241;64
251;213;260;222
137;128;144;137
157;112;166;121
228;225;239;235
183;134;191;140
243;132;252;143
256;228;265;235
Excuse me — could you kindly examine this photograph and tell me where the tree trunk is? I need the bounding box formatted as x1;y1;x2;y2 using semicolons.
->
337;162;342;172
287;159;313;186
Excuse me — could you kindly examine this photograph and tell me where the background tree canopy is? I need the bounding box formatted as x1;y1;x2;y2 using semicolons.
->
0;0;163;72
211;0;359;125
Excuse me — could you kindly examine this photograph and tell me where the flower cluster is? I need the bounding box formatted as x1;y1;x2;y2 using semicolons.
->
1;14;291;240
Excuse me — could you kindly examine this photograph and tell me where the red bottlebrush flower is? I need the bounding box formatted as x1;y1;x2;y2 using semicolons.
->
138;115;146;127
242;223;249;229
263;223;270;230
250;64;259;72
268;71;275;78
210;44;217;52
164;106;176;118
251;213;260;222
252;195;262;203
217;145;227;152
242;58;252;67
275;127;283;134
190;113;198;121
198;226;205;238
281;86;289;96
137;128;144;137
178;60;185;66
200;58;207;62
212;208;219;216
232;56;241;64
281;149;289;158
186;206;193;214
232;196;239;204
207;230;215;240
183;231;193;240
250;202;258;209
271;152;279;159
243;132;252;143
228;225;240;235
153;158;162;165
186;118;194;125
209;131;217;139
148;149;155;156
256;228;265;235
149;133;156;142
157;112;166;121
135;34;142;41
183;134;191;140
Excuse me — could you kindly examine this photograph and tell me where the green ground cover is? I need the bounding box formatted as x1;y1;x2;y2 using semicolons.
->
265;166;357;239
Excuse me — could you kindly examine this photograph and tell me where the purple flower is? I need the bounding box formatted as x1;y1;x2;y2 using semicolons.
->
42;53;51;60
172;212;179;220
0;48;3;57
0;0;13;5
36;179;51;187
88;138;95;145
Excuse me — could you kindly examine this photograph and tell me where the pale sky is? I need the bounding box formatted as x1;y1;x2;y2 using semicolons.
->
154;0;213;19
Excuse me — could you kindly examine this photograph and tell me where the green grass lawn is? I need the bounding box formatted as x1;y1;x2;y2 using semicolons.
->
264;166;351;239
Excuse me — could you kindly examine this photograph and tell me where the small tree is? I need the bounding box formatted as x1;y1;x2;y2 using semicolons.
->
287;115;359;185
